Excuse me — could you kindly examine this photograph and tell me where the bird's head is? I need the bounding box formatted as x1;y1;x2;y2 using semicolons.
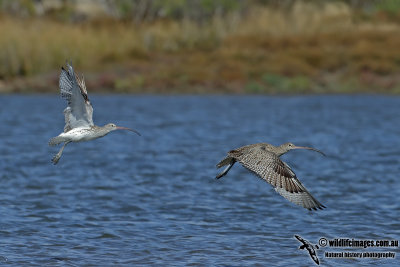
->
280;142;325;156
104;123;141;136
105;123;117;129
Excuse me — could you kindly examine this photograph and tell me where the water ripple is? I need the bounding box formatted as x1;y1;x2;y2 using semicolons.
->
0;95;399;266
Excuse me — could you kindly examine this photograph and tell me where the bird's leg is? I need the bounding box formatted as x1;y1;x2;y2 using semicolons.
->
216;159;236;179
52;141;71;165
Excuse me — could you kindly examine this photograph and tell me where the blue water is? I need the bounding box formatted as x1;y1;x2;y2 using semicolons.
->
0;95;399;266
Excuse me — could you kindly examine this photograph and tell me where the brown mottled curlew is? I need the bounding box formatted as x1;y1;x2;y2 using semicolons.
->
49;62;140;165
216;142;326;211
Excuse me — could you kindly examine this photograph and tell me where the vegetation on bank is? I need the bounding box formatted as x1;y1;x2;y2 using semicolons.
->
1;0;400;94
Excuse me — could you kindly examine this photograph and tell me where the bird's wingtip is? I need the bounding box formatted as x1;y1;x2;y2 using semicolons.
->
308;204;326;211
63;60;74;71
61;60;74;71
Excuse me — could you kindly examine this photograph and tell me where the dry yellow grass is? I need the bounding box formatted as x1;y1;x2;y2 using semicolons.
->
1;1;400;93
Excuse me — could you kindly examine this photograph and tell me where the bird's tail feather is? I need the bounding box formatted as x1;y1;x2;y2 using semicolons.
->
216;157;235;179
48;136;67;146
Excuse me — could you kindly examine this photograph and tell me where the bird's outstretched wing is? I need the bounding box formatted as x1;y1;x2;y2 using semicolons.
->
309;250;320;265
59;63;94;132
229;145;325;210
295;235;311;246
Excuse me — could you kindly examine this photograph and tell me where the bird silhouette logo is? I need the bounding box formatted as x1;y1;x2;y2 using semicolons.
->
294;235;320;265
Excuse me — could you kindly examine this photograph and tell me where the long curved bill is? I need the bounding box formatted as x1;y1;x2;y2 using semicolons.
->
292;146;325;156
116;126;141;136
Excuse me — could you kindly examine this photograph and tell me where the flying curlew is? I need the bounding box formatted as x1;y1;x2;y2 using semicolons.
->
216;142;326;211
49;62;140;165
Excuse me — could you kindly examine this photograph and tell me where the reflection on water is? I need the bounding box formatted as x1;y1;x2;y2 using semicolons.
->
0;95;399;266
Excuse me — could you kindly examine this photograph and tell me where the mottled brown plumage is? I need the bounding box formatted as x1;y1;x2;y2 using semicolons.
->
216;142;326;211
